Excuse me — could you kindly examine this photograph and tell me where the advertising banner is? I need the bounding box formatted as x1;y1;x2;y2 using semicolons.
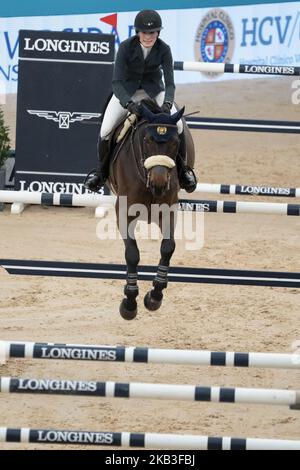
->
15;30;114;193
1;2;299;95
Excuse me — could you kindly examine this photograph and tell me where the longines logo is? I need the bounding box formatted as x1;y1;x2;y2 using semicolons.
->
18;180;101;195
243;65;295;75
24;37;110;55
27;109;101;129
36;431;114;444
240;186;291;195
16;378;97;392
40;347;117;360
194;8;235;77
179;202;210;212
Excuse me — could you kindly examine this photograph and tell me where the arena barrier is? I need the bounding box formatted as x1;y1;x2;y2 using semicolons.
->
0;376;299;409
1;191;300;215
193;184;300;198
1;340;300;370
1;259;299;288
1;427;300;450
174;61;300;76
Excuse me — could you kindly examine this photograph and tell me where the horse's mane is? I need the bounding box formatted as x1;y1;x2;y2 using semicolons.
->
140;98;162;114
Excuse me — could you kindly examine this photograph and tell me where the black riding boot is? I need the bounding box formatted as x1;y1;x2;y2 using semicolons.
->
177;133;197;193
84;138;110;192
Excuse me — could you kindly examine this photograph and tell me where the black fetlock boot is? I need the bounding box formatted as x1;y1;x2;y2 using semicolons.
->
177;133;197;193
84;138;110;192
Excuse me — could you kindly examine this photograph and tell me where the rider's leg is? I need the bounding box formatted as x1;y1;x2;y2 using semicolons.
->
176;129;197;193
170;103;197;193
154;94;197;193
85;95;127;192
100;94;128;138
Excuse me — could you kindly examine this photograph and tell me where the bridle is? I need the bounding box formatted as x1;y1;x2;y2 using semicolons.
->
142;123;179;189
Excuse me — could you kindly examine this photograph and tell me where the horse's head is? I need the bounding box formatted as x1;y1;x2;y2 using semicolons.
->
141;104;185;197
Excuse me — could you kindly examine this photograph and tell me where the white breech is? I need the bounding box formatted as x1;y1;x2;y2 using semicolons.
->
100;89;183;139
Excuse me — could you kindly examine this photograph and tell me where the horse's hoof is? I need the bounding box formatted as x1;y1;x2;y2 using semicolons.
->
144;291;162;311
119;298;137;320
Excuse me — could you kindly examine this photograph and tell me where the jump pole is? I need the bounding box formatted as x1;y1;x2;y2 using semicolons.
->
193;184;300;198
178;199;300;216
0;190;116;208
174;61;300;76
2;340;300;370
1;192;300;215
1;376;300;409
1;427;300;450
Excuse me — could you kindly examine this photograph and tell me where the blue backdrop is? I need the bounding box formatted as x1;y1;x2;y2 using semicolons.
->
1;0;298;18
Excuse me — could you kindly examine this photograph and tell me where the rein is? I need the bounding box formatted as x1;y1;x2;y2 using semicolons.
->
130;119;148;185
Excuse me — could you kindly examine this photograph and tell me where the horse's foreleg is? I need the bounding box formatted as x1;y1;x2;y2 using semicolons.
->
144;216;175;311
119;230;140;320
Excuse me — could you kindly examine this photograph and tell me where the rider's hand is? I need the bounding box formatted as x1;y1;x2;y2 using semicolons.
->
161;101;172;114
126;101;141;116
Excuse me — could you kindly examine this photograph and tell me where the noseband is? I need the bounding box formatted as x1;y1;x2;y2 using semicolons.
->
143;122;178;189
144;155;176;170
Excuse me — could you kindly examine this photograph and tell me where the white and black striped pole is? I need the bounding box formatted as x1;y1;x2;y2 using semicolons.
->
1;376;300;409
2;341;300;370
174;61;300;76
193;184;300;198
1;427;300;450
178;199;300;216
0;190;116;208
1;192;300;215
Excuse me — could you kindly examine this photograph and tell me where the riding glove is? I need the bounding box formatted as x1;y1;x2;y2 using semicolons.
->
161;101;172;114
126;101;141;116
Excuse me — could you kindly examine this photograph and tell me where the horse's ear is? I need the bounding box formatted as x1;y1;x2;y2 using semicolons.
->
141;104;156;122
170;106;185;124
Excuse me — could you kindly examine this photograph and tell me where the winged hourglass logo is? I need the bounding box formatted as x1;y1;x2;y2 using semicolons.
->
27;110;102;129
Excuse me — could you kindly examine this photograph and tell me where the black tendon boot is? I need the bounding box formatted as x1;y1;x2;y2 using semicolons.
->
84;138;110;192
177;133;197;193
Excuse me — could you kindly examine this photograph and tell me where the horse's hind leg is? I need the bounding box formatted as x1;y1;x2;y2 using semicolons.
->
119;221;140;320
144;215;175;311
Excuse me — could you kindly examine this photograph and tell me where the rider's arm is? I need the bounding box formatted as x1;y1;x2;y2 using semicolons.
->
161;45;175;106
112;42;132;108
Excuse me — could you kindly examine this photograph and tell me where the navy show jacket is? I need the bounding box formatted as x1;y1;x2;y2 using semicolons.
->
112;35;175;107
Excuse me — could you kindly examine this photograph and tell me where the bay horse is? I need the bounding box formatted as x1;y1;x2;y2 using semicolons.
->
108;101;195;320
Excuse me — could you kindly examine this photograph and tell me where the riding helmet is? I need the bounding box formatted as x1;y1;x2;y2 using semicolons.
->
134;10;163;33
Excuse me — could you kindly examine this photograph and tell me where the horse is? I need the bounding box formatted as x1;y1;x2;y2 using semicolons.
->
108;100;195;320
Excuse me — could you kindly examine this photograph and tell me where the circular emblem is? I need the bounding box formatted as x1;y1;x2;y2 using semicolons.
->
194;9;235;77
156;126;167;135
